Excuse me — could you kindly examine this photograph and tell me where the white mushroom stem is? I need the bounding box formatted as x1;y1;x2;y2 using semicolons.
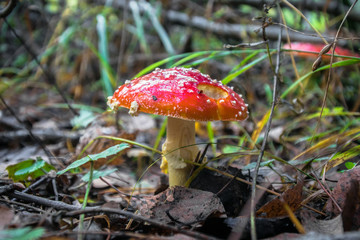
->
162;117;199;187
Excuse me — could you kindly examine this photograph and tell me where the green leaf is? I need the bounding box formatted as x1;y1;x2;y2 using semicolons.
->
41;103;104;113
81;168;117;182
57;143;130;175
71;109;97;129
345;161;356;170
0;227;44;240
6;158;55;182
242;159;274;170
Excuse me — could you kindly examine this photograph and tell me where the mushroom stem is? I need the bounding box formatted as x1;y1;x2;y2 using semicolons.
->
162;117;199;186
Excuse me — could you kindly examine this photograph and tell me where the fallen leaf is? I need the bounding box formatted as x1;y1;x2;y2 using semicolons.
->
326;166;360;230
139;186;225;226
0;205;14;230
300;210;343;234
256;181;303;218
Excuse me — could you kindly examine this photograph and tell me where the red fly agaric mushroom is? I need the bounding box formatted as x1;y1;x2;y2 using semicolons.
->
107;67;248;187
283;42;360;59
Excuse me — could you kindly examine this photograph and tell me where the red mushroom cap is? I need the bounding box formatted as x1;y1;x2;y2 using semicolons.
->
283;42;359;59
108;67;248;121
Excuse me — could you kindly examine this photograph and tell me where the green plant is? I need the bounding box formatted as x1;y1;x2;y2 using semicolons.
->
6;158;55;183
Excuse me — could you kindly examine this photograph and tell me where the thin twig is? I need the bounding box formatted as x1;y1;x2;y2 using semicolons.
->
22;176;48;193
0;198;46;213
6;190;98;211
215;169;241;196
250;15;283;240
99;176;140;199
224;40;268;49
311;172;342;213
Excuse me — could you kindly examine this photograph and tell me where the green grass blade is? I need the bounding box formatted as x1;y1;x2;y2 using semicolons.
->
143;2;175;55
41;103;104;113
207;122;216;155
84;38;116;96
170;51;213;67
327;145;360;171
96;14;114;96
281;59;360;98
129;1;151;55
229;50;261;73
133;52;192;78
153;117;167;155
135;49;269;78
222;53;270;85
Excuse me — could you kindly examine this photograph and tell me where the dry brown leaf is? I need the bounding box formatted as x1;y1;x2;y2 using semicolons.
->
0;205;14;230
256;181;303;218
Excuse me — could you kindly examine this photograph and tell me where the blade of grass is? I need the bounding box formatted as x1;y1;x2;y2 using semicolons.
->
133;52;191;78
326;144;360;171
183;51;243;69
222;53;271;85
135;49;269;78
281;58;360;98
170;51;213;67
207;122;216;155
143;2;175;55
78;160;94;240
292;127;360;160
42;103;104;113
96;14;113;97
152;117;167;157
251;110;271;147
84;38;116;92
129;1;151;55
229;50;261;73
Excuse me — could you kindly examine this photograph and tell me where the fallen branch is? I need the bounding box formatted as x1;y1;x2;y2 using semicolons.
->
110;0;351;45
0;129;82;143
6;190;95;211
3;190;220;240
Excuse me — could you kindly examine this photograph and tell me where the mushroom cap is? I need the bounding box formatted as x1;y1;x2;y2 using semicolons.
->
108;67;248;121
283;42;359;59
